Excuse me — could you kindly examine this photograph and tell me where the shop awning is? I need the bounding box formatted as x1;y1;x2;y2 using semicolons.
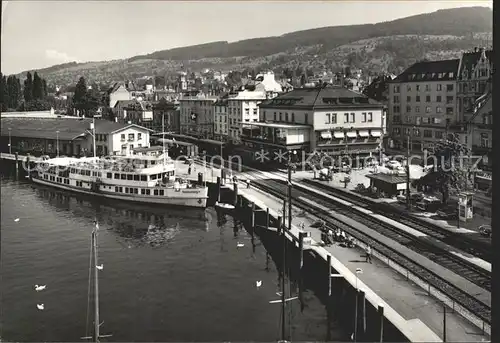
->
346;131;357;138
358;130;369;137
320;131;332;139
370;130;382;137
333;132;345;139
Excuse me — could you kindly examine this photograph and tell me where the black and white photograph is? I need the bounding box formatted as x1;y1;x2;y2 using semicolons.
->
0;1;493;342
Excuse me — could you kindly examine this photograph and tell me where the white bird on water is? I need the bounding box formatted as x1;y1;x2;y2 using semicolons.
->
37;304;44;310
256;280;262;288
96;264;103;270
236;242;244;248
14;218;20;222
34;285;46;292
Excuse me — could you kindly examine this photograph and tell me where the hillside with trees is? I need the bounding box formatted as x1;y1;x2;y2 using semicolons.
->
13;6;493;87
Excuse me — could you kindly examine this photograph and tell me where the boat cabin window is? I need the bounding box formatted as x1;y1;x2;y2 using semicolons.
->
134;175;139;181
151;174;157;180
114;173;119;179
86;170;91;176
159;190;164;196
146;189;150;195
154;189;159;196
151;160;156;165
107;173;112;178
140;175;147;181
121;174;126;180
125;187;129;193
141;189;145;195
127;174;133;181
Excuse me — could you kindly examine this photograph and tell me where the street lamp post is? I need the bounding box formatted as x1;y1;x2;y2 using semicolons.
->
8;128;12;154
56;130;60;157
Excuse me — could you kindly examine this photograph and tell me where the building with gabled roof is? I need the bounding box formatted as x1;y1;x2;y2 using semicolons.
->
235;85;386;164
456;47;493;123
1;117;152;157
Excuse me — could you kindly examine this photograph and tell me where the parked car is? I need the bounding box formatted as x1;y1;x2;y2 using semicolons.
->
416;196;442;212
479;225;492;237
396;192;424;205
436;207;458;220
386;160;402;169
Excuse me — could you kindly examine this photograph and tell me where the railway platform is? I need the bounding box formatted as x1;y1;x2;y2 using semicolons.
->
224;178;490;342
292;169;491;233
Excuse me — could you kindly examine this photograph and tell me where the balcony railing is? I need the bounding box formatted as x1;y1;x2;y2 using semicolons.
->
241;135;287;145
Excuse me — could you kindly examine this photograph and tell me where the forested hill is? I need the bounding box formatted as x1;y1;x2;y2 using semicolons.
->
16;6;492;86
129;6;492;61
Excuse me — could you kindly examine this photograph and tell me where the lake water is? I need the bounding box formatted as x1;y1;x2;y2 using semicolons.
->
1;170;347;342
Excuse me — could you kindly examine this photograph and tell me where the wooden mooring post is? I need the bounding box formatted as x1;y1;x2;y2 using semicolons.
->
15;152;19;174
216;176;221;201
378;304;384;342
233;183;238;206
250;202;256;237
298;232;305;312
266;208;270;231
326;254;332;296
358;289;366;341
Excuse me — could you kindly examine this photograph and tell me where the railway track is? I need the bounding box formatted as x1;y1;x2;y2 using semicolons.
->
300;178;492;262
250;178;491;325
260;178;491;291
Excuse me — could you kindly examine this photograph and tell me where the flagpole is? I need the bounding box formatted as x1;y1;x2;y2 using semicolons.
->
162;113;166;165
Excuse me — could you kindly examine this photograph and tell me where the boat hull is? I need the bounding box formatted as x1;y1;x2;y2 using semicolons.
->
31;177;208;208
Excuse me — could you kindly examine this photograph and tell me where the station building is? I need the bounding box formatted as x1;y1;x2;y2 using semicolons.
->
236;85;386;165
1;112;151;157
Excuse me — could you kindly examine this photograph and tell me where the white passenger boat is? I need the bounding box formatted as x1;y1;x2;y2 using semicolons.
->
30;150;208;208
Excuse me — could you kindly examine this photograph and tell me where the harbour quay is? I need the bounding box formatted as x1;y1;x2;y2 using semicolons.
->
183;159;489;343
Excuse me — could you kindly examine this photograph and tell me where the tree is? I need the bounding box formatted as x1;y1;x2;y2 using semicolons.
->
194;78;203;90
362;74;391;102
42;79;48;97
32;72;44;100
300;74;307;86
0;74;8;111
24;99;51;111
73;76;88;114
23;72;33;102
413;136;473;204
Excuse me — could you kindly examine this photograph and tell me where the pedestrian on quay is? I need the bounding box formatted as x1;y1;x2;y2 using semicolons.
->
188;165;192;175
365;245;372;263
246;179;251;188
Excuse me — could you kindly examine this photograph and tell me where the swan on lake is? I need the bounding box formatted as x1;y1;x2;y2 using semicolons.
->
236;242;244;248
14;218;20;222
96;264;103;270
34;285;46;292
37;304;44;310
256;280;262;288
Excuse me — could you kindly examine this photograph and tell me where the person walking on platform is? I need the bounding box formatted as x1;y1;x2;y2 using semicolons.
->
246;179;251;188
365;245;372;263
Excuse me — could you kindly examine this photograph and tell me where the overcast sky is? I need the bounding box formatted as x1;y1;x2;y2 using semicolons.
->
1;1;492;75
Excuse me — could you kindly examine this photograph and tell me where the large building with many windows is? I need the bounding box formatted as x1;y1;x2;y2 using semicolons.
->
237;85;386;164
179;92;218;139
213;98;228;140
387;59;460;151
227;89;267;143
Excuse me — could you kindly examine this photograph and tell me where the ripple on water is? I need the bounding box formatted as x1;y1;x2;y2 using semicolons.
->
1;175;347;341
